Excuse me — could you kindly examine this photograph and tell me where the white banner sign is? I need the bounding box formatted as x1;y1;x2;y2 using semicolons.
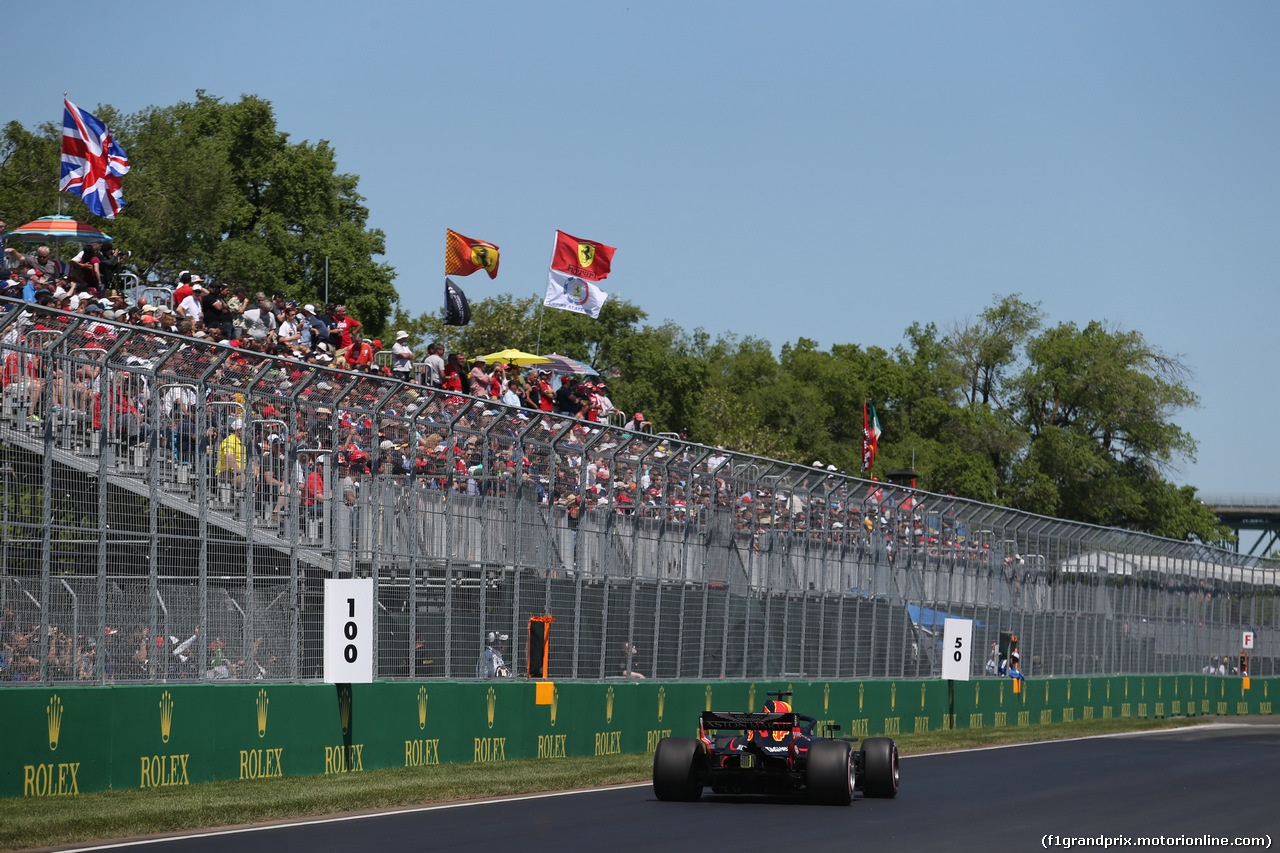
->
942;617;974;681
1243;631;1254;650
324;578;374;683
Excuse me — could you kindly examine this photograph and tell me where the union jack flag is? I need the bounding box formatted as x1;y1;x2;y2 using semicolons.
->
60;98;130;219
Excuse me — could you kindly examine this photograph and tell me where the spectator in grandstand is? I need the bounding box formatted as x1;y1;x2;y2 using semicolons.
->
206;637;230;679
177;282;205;323
346;329;375;371
560;487;582;532
0;222;6;272
242;295;278;343
21;269;43;303
238;635;273;679
487;363;507;399
5;245;59;279
277;305;304;351
329;304;361;350
594;381;615;418
469;356;490;397
216;419;248;487
533;370;555;412
985;642;1000;675
202;283;235;341
1005;650;1024;681
423;341;445;386
226;286;250;336
167;627;200;677
554;376;579;415
391;331;414;380
576;382;600;421
98;246;129;294
521;372;543;410
300;304;327;353
477;632;511;678
76;639;97;681
172;271;195;307
70;242;104;290
619;642;645;679
501;376;523;408
301;456;327;514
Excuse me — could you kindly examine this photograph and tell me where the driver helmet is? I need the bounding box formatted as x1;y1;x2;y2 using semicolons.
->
763;698;792;714
486;631;508;647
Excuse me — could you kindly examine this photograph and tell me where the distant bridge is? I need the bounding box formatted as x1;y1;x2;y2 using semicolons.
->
1202;495;1280;557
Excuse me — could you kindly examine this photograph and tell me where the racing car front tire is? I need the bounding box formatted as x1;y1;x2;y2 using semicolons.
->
806;739;854;805
652;737;703;802
860;737;899;798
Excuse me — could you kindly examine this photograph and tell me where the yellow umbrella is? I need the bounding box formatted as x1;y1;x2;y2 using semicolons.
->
477;349;552;366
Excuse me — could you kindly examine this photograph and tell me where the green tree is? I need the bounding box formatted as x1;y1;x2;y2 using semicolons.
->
948;294;1043;407
1004;320;1223;538
0;93;396;333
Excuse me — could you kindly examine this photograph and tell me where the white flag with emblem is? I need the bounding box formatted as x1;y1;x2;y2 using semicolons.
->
544;268;608;319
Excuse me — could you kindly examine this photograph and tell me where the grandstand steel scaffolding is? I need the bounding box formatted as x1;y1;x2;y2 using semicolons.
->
0;299;1275;685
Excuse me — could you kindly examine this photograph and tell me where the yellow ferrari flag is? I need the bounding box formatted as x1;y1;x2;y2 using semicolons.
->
446;229;500;279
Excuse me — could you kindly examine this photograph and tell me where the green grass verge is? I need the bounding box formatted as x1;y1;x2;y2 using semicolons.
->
0;717;1206;851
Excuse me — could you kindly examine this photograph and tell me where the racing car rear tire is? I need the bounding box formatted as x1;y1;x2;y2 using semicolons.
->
806;739;854;805
860;737;899;798
653;737;703;802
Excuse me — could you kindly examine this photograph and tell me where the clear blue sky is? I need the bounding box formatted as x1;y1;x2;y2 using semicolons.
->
6;0;1278;500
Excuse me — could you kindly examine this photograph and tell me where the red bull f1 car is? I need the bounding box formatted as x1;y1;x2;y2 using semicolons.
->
652;693;899;806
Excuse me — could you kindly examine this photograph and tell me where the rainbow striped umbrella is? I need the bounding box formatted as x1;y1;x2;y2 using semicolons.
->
540;353;599;375
9;215;112;243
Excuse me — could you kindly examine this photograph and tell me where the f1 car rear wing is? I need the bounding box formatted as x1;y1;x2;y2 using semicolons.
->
699;711;803;732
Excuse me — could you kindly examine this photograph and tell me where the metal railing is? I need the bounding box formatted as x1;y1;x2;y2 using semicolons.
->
0;297;1275;685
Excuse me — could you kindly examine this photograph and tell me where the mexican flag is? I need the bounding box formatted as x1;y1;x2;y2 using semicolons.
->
862;401;881;471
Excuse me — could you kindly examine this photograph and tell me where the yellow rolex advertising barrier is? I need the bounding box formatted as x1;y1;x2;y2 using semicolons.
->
4;676;1274;798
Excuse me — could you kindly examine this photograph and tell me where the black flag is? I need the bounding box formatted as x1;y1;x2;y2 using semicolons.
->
444;277;471;326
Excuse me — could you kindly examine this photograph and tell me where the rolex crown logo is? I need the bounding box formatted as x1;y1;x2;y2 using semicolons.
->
160;690;174;744
920;683;926;709
657;687;666;722
47;695;64;751
256;688;269;738
339;685;352;735
825;683;831;713
418;687;428;730
486;687;497;729
890;683;897;711
1044;681;1050;702
747;684;755;711
858;683;865;711
550;687;559;727
606;686;615;725
705;684;713;711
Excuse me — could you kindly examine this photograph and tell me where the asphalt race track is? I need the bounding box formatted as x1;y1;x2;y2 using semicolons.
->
63;723;1278;853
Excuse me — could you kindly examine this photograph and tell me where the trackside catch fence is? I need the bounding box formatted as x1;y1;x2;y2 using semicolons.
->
0;298;1275;684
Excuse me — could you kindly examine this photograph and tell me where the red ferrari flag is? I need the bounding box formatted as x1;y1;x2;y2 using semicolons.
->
445;229;500;279
551;231;616;282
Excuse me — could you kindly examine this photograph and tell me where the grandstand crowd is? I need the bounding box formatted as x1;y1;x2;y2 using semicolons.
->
1;258;1012;569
